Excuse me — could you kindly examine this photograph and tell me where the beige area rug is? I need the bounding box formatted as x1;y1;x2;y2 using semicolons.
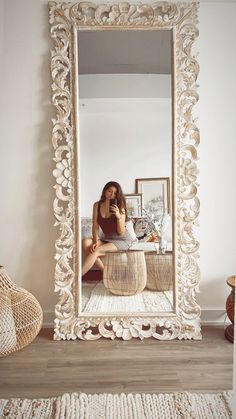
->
0;391;233;418
82;282;173;313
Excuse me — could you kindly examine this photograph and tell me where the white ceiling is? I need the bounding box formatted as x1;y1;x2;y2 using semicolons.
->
77;30;172;75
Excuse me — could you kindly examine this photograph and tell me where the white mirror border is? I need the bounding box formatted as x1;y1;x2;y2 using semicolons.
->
49;1;201;341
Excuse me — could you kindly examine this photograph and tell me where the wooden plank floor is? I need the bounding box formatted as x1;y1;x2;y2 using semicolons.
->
0;326;233;398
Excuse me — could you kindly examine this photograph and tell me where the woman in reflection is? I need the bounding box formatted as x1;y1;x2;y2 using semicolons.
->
82;181;135;276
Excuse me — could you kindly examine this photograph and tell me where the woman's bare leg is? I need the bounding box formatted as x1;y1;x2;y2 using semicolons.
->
82;241;117;276
82;237;105;272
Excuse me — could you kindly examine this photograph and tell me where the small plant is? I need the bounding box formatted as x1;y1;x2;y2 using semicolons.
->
142;208;170;253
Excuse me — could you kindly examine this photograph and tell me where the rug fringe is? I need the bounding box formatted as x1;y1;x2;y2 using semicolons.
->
0;391;233;419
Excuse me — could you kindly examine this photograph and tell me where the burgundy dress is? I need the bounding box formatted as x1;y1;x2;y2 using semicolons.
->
97;202;135;250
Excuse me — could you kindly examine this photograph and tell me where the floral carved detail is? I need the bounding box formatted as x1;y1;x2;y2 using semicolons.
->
49;1;201;341
179;157;198;188
68;2;184;26
54;316;201;341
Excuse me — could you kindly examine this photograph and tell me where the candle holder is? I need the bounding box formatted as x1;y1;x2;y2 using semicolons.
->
225;275;235;343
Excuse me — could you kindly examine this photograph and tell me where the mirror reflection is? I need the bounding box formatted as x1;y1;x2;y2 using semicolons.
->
78;30;174;313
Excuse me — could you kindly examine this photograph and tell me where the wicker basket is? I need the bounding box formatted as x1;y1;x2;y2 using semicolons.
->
0;266;43;357
145;252;173;291
103;250;147;296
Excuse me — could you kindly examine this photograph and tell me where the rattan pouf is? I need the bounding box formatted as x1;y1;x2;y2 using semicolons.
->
103;250;147;296
0;266;43;357
145;252;173;291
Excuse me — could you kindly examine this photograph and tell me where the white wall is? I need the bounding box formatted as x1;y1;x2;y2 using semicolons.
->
0;0;57;312
79;74;171;98
0;0;4;80
0;0;236;326
198;2;236;317
79;98;171;216
79;74;171;216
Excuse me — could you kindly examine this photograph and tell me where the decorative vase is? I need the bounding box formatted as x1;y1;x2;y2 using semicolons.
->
0;266;43;357
225;275;235;343
159;235;167;254
103;250;147;296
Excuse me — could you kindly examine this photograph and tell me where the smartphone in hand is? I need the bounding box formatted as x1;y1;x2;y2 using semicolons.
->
109;198;117;212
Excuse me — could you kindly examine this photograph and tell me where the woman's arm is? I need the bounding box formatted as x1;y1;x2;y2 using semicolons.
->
92;202;99;244
115;208;126;236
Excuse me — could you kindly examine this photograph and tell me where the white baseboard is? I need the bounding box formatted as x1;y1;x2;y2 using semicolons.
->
42;310;228;328
201;309;228;326
43;311;54;328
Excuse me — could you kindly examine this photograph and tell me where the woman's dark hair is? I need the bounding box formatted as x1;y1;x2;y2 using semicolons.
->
100;181;127;220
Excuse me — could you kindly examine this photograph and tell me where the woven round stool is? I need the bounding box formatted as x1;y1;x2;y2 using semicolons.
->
0;266;43;357
103;250;147;296
144;252;173;291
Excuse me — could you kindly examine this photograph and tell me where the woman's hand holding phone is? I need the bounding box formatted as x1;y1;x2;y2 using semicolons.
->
109;199;117;211
109;199;121;219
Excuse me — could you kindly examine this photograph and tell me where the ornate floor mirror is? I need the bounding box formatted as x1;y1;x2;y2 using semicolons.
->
49;1;201;340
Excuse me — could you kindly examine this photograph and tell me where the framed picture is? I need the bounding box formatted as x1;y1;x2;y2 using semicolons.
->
125;193;142;218
136;177;170;219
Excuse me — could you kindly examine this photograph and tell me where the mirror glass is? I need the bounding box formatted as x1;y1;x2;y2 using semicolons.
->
78;29;174;314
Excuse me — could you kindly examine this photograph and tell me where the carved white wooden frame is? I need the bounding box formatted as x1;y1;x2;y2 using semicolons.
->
49;1;201;340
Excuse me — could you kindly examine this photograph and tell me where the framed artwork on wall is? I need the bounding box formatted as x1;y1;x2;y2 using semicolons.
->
125;193;142;218
136;177;170;218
